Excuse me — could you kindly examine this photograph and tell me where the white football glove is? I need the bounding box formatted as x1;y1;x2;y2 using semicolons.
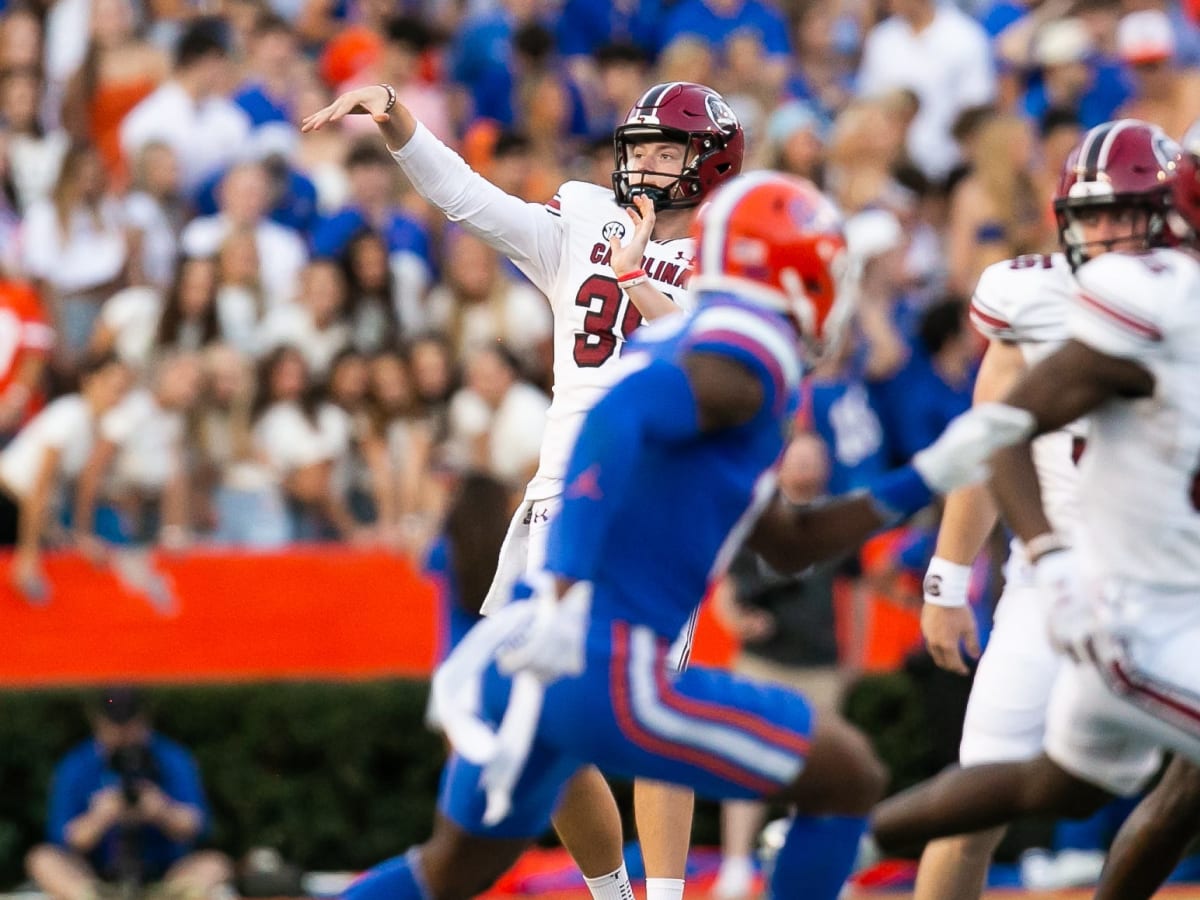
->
1037;548;1093;662
495;574;591;683
912;403;1037;494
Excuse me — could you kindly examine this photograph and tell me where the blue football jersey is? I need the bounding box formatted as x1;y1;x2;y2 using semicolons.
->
548;293;802;640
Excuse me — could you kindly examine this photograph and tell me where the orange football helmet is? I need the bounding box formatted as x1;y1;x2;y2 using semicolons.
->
690;171;853;358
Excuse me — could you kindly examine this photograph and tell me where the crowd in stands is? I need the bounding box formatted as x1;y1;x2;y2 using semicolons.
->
0;0;1198;615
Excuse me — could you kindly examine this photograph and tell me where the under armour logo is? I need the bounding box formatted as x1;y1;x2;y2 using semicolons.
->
566;464;604;501
531;509;549;524
674;250;693;264
603;221;627;241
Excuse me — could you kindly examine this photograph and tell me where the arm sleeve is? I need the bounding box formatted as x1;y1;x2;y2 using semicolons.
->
544;359;701;580
389;124;564;293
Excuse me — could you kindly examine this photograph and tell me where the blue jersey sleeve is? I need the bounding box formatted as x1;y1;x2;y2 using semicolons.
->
680;304;801;416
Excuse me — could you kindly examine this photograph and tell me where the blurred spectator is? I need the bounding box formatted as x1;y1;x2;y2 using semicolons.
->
342;230;402;355
1120;0;1200;67
309;137;433;318
292;78;352;214
786;0;856;123
0;277;53;439
20;142;128;378
233;14;303;130
660;0;791;94
424;470;514;661
0;5;41;70
654;35;716;86
326;347;393;532
257;259;351;377
214;229;267;355
445;344;548;486
857;0;996;182
1020;17;1130;128
754;99;828;183
197;343;290;548
60;0;170;183
944;112;1051;297
871;297;977;464
712;431;841;900
426;229;552;380
407;331;458;438
181;161;308;307
2;66;70;212
368;16;453;144
0;352;130;601
92;257;219;370
124;142;184;291
119;18;252;196
25;688;234;900
450;0;548;127
71;351;204;556
823;98;909;215
251;344;362;541
368;348;438;544
588;42;652;135
555;0;662;66
1114;9;1200;138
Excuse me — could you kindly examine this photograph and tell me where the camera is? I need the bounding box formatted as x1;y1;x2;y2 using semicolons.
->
109;743;156;807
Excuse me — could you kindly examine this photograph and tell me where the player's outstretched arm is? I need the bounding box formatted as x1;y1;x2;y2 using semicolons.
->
302;85;562;280
989;339;1152;547
923;339;1025;674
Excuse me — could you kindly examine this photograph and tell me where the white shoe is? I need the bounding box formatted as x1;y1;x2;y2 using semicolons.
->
713;856;756;900
1021;848;1105;889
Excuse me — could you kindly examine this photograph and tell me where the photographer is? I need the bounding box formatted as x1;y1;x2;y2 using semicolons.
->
26;689;233;900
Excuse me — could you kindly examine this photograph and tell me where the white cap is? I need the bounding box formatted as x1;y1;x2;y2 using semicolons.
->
1033;18;1092;67
1117;10;1175;65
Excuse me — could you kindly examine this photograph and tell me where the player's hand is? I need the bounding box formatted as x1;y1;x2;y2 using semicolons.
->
610;194;656;278
921;605;980;675
912;403;1037;493
1037;548;1091;662
496;575;590;684
300;85;413;149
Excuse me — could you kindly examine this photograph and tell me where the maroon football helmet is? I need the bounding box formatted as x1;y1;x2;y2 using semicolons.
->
1170;150;1200;242
612;82;745;211
1054;119;1183;269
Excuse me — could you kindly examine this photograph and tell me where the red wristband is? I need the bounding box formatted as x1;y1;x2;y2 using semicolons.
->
617;268;647;283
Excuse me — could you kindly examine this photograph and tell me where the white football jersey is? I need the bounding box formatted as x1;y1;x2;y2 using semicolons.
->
971;252;1082;542
1068;248;1200;587
521;181;694;498
391;126;694;500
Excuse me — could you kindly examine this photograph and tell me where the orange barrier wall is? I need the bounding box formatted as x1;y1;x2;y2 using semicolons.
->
0;549;737;687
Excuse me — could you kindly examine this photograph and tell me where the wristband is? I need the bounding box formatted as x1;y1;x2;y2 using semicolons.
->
1025;531;1069;563
378;83;397;113
619;275;648;290
617;268;647;283
923;556;972;608
866;464;934;525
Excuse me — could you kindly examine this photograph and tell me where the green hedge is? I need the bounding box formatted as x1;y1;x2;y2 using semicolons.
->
0;673;934;887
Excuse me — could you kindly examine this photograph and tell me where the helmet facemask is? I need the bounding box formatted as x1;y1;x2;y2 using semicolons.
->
612;126;729;211
1055;193;1170;270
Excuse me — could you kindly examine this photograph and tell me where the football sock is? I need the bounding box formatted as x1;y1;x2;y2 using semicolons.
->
342;848;430;900
583;862;635;900
769;815;867;900
645;876;685;900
